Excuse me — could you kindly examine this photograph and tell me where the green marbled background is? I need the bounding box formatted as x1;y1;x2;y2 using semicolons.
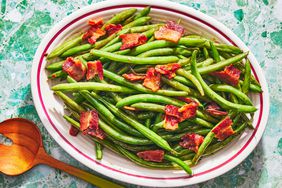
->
0;0;281;187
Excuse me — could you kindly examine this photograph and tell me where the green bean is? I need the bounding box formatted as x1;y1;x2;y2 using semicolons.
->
192;130;214;164
73;93;85;104
99;119;153;145
46;60;65;71
48;70;67;79
145;119;151;128
176;68;204;96
148;36;155;42
134;6;151;20
136;112;155;120
175;47;192;57
154;113;163;124
203;122;247;156
122;15;135;25
123;16;151;29
187;118;214;128
102;8;137;29
116;94;185;108
52;82;137;94
54;91;85;112
66;76;144;137
173;75;194;87
178;38;207;47
61;34;119;58
91;93;176;153
116;146;174;169
117;65;131;75
164;154;192;175
137;48;175;57
130;40;176;55
203;47;209;59
203;41;243;54
162;75;192;94
63;115;120;154
190;51;256;112
95;142;103;160
197;52;248;74
47;35;83;59
104;69;188;97
180;153;195;161
91;49;179;65
210;84;253;105
243;81;262;93
209;41;220;62
130;24;160;33
131;102;165;112
111;139;158;152
196;110;219;123
242;60;251;93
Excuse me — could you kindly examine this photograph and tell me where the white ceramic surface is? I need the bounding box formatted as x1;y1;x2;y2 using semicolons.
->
31;0;270;186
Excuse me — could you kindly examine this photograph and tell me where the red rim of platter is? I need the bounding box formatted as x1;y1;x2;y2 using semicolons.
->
37;4;263;180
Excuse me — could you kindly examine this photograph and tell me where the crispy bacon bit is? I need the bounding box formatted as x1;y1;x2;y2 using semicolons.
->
166;21;185;35
164;115;179;130
210;65;241;86
165;105;181;118
177;97;198;104
180;133;204;153
137;150;164;162
143;68;161;92
86;60;103;80
119;33;147;50
154;21;185;43
155;63;181;79
206;102;228;116
87;28;106;45
69;126;79;136
88;17;103;27
105;24;122;35
80;110;106;140
178;102;199;121
122;73;146;81
62;57;86;81
212;116;234;141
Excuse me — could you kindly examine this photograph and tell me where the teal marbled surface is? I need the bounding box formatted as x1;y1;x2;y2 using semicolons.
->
0;0;281;187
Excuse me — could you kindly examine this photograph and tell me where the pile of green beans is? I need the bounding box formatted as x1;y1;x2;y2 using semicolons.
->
45;7;262;175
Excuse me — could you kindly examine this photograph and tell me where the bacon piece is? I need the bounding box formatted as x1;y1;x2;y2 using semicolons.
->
155;63;181;79
62;57;86;81
164;115;179;130
210;65;241;86
165;105;181;118
105;24;122;35
122;73;146;81
87;28;106;45
178;102;198;121
177;97;197;104
88;17;103;27
212;116;234;141
154;21;185;43
80;110;106;140
119;33;147;50
69;126;79;136
166;21;185;35
86;60;103;80
137;150;164;162
206;102;228;116
143;68;161;92
180;133;204;153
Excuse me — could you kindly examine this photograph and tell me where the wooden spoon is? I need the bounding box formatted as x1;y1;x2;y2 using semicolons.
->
0;118;123;188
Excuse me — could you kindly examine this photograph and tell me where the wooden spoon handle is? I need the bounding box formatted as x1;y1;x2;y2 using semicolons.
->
34;147;123;188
